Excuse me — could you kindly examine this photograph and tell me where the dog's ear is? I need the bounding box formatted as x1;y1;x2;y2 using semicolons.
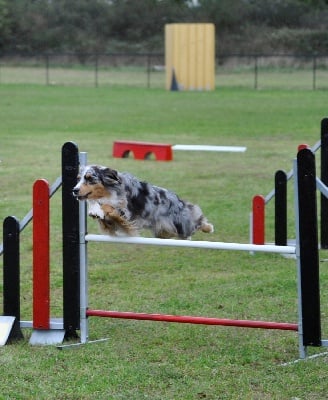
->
100;167;121;186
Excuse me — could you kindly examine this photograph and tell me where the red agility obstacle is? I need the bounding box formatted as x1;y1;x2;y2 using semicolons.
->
113;140;173;161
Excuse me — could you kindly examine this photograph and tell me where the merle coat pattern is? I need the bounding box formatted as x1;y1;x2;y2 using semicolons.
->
73;165;214;239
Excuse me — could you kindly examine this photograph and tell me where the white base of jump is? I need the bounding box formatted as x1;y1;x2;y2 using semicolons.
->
29;329;65;346
172;145;247;153
85;235;296;254
0;316;15;346
26;318;65;346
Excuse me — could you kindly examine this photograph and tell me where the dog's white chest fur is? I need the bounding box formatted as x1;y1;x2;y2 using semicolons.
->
87;192;125;220
87;200;105;219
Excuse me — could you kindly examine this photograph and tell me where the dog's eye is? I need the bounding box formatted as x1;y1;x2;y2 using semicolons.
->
85;174;94;183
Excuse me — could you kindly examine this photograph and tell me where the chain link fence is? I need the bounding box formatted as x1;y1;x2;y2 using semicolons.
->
0;53;327;90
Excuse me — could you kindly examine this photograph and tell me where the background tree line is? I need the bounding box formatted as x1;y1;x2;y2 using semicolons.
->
0;0;328;55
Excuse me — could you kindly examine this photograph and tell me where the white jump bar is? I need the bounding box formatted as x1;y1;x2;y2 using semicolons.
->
172;145;247;153
85;234;295;254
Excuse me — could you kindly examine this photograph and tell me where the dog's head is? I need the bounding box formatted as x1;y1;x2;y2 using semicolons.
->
72;165;121;200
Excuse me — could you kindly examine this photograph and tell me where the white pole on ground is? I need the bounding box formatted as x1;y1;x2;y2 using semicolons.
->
172;144;247;153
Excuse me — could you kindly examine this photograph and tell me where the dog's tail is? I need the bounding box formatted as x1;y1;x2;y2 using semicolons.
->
200;221;214;233
191;204;214;234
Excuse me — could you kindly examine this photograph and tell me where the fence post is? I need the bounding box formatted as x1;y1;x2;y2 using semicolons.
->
94;54;98;88
62;142;80;338
254;56;258;89
297;148;321;347
147;53;151;89
312;55;317;90
45;54;49;86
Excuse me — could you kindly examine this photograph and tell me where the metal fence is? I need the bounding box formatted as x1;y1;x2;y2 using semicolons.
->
217;54;328;90
0;53;327;90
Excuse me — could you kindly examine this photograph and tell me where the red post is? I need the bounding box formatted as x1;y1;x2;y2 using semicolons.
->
252;195;265;245
33;179;50;329
298;144;310;152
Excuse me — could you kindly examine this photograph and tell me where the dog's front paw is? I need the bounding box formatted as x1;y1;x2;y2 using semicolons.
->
88;202;105;219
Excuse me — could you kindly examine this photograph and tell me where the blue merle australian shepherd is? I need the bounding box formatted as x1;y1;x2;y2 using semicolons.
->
73;165;214;239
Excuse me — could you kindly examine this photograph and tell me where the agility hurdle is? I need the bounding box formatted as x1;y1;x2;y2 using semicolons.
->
2;141;326;360
56;142;326;360
251;118;328;246
1;176;65;345
83;234;297;335
30;142;81;344
1;143;80;345
2;177;75;345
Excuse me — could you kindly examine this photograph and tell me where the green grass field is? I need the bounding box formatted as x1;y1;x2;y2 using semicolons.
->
1;84;328;399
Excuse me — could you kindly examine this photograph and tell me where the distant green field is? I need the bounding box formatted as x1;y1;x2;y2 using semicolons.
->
1;85;328;399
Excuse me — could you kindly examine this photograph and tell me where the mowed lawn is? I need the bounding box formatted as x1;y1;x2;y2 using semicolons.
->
1;84;328;399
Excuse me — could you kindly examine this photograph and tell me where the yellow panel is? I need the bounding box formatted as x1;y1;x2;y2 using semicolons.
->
165;23;215;91
172;24;181;88
188;24;197;90
164;24;172;90
206;24;215;90
196;24;205;90
179;24;189;90
165;24;178;90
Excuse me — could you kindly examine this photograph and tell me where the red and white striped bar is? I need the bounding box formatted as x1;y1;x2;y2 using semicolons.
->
86;310;298;331
85;234;296;254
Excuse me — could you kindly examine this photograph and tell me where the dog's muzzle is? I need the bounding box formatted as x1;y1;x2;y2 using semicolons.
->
72;188;91;200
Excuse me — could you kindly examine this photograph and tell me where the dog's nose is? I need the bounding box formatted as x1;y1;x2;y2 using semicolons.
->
72;187;80;196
